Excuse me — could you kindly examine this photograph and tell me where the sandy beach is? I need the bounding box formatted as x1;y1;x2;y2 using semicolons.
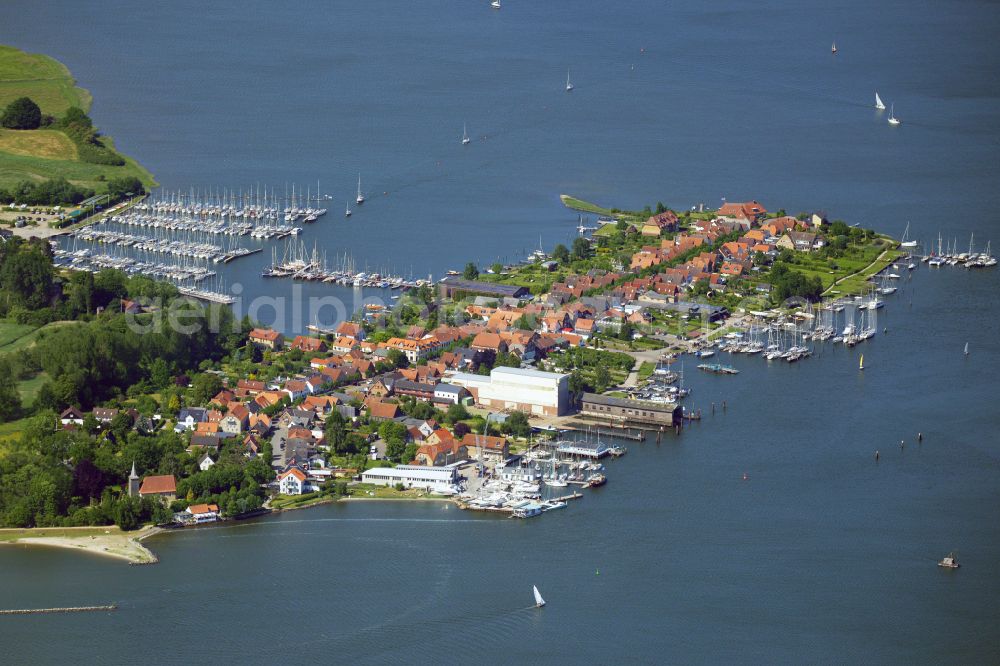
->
0;525;161;564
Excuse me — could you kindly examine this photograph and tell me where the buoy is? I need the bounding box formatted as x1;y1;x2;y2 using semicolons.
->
900;440;905;449
875;450;880;461
918;432;923;441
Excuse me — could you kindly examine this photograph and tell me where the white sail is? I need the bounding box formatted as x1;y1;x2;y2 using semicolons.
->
888;103;900;126
356;174;365;204
875;91;885;110
533;585;545;607
964;342;969;355
565;68;573;92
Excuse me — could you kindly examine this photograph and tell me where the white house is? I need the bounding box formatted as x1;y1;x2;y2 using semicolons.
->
185;503;219;523
277;468;308;495
433;383;466;405
174;408;207;433
197;453;215;472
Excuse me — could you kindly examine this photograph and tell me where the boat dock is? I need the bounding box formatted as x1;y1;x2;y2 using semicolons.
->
562;423;646;441
0;604;117;615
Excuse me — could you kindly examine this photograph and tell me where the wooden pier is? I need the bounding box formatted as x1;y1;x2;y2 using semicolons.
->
0;604;117;615
562;423;646;441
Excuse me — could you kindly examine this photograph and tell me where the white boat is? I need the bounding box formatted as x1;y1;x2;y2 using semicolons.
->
533;585;546;607
462;123;471;145
831;41;837;54
938;552;959;569
964;342;969;356
355;174;365;205
565;68;574;92
546;478;568;488
345;199;352;217
491;0;500;8
875;91;886;111
888;103;901;126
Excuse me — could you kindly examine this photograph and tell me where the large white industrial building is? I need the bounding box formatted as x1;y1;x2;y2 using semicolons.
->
447;366;570;416
360;465;460;494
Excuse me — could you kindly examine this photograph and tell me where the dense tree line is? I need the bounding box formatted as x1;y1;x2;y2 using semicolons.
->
56;106;125;166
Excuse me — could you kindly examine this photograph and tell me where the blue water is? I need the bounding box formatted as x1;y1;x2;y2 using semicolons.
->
1;1;998;663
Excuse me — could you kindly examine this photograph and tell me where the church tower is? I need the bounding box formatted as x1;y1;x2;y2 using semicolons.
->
128;461;140;497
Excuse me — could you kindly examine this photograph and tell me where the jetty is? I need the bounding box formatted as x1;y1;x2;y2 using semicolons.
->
0;604;117;615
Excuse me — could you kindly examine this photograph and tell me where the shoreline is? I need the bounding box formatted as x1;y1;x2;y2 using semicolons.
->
0;525;161;565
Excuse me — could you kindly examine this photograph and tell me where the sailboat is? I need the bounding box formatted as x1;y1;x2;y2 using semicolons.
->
859;354;865;371
491;0;500;8
888;103;901;126
355;174;365;205
462;123;471;145
533;585;546;608
565;68;574;92
964;342;969;356
831;41;837;54
345;198;352;218
875;91;886;111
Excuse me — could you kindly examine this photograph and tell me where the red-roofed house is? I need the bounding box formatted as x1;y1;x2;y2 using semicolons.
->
249;328;283;350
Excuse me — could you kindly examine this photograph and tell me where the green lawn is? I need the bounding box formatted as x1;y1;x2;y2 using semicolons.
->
637;361;656;381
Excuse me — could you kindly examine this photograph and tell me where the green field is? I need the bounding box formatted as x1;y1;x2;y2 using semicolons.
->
0;319;77;355
0;45;92;115
17;371;48;403
559;194;616;217
0;44;155;192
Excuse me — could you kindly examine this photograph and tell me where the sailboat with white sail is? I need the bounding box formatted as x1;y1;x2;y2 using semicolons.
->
888;103;901;126
355;174;365;205
462;123;471;145
565;68;574;92
533;585;546;608
875;91;886;111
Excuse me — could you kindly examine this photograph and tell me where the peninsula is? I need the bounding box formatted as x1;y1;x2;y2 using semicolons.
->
0;44;155;237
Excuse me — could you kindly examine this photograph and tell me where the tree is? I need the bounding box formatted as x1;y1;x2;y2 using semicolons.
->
385;437;406;462
490;262;503;274
190;373;223;405
462;262;479;280
386;348;409;369
1;245;53;309
402;443;418;464
453;421;471;439
503;411;530;438
552;244;570;264
0;359;21;422
324;411;350;454
571;237;591;260
445;403;469;424
594;365;613;392
379;420;408;448
1;97;42;130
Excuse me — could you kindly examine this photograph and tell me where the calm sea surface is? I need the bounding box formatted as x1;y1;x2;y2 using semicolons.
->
2;1;999;663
